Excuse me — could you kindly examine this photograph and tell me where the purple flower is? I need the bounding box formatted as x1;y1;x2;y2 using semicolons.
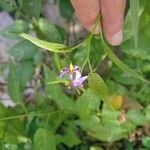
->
59;67;69;78
72;76;88;87
59;63;80;80
59;63;88;88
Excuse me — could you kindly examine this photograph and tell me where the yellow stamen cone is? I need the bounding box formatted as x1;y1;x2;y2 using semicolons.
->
69;63;73;72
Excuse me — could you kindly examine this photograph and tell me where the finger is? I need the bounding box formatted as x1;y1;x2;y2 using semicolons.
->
100;0;126;45
70;0;101;34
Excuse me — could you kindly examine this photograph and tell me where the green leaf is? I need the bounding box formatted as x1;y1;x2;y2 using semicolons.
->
35;18;62;43
59;0;74;19
9;40;39;61
90;146;104;150
144;105;150;121
142;63;150;73
76;115;101;132
88;73;109;103
0;20;28;39
0;104;8;139
0;0;15;12
95;125;128;142
4;117;25;144
16;61;34;90
101;38;150;84
123;0;146;42
44;65;75;112
130;0;139;48
33;50;43;65
111;68;140;85
54;53;62;70
47;79;69;85
0;104;25;143
56;127;81;148
56;26;67;42
139;0;147;16
127;109;146;125
74;47;87;65
76;115;127;142
20;33;70;53
101;105;120;125
76;89;100;118
76;107;131;142
21;0;42;18
121;34;150;61
142;136;150;149
48;113;68;133
34;128;56;150
8;64;23;104
123;0;150;67
106;80;129;95
8;40;37;91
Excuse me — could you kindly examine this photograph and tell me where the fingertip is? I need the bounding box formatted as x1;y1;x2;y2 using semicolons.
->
100;0;126;46
106;30;123;46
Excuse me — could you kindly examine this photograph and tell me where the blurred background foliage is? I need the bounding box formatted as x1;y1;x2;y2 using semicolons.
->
0;0;150;150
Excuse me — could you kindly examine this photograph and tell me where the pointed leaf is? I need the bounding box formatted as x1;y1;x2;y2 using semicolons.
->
20;33;70;53
1;20;28;39
21;0;42;18
127;109;146;125
88;73;109;103
8;64;22;104
142;136;150;149
56;127;81;148
34;128;56;150
59;0;74;19
76;89;100;118
101;38;150;84
36;18;62;43
9;40;39;61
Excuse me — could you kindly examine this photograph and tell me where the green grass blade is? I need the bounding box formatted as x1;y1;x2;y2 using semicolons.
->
130;0;139;48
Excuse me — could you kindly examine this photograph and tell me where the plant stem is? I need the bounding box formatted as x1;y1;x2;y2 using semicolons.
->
81;15;100;73
0;110;70;121
21;103;28;114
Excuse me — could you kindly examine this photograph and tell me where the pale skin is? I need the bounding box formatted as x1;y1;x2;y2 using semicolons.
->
70;0;126;46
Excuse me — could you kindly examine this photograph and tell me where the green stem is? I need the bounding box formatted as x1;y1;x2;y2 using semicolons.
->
87;37;93;74
81;35;93;72
69;39;87;51
21;103;28;114
45;115;50;130
81;15;100;73
0;110;70;121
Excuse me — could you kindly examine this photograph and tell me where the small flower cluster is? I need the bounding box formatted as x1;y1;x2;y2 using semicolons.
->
59;63;88;88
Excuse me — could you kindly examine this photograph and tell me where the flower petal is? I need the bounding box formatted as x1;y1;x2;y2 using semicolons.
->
69;73;73;80
73;65;80;71
74;70;81;79
78;76;88;84
72;80;79;87
59;67;69;78
72;76;88;87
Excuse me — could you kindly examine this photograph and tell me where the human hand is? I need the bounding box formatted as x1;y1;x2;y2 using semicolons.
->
70;0;126;46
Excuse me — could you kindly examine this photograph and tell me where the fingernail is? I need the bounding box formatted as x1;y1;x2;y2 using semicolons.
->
111;30;123;46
